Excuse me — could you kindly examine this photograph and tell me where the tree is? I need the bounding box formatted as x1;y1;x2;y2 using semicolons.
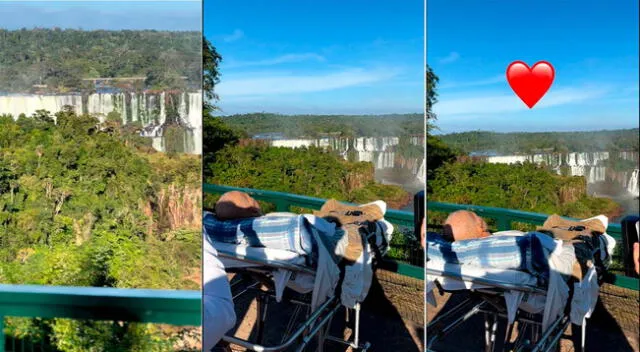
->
426;65;439;124
424;65;455;189
203;37;222;112
201;37;245;170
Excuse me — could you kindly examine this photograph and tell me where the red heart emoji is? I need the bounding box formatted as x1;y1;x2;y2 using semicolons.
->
506;61;555;108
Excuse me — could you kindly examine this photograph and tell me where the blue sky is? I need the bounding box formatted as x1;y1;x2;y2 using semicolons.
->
0;1;201;31
428;0;639;133
205;0;423;115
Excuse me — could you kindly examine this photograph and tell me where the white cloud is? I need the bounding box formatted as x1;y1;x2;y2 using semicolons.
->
433;86;610;116
225;53;325;68
439;75;504;89
217;68;400;97
222;29;244;42
438;52;460;64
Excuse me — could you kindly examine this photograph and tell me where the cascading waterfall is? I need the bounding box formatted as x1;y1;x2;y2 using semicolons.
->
0;92;202;154
159;92;166;125
587;166;607;184
487;151;639;196
178;93;187;121
120;93;127;124
0;95;83;121
417;158;426;184
187;92;202;154
267;136;425;181
130;93;138;123
628;169;639;197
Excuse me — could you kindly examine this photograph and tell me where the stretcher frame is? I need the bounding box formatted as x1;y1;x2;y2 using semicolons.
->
215;247;372;352
425;266;576;352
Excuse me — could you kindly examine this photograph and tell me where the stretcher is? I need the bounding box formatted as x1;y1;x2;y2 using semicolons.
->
425;219;615;352
216;245;369;352
206;209;394;352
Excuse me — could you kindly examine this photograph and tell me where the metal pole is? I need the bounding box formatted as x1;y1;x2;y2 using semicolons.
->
354;303;361;347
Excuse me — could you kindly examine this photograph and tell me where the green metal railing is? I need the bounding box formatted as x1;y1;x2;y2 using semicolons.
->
203;184;423;280
427;201;640;291
0;285;200;352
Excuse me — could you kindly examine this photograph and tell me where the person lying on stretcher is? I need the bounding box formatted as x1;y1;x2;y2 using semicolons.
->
427;210;616;283
209;191;392;261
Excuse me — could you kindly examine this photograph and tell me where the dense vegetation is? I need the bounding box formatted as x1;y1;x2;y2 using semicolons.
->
0;29;200;92
429;161;621;226
205;142;409;209
437;129;640;155
0;109;201;350
218;112;423;138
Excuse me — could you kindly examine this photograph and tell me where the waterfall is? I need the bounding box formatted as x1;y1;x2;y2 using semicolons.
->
266;136;425;184
485;151;639;197
486;155;528;164
159;92;166;125
358;151;376;163
120;93;127;124
187;92;202;153
271;139;315;148
628;169;639;197
487;152;614;180
0;95;82;121
376;152;395;169
587;166;606;184
0;91;202;154
140;92;147;124
417;158;426;184
178;93;187;122
130;93;138;122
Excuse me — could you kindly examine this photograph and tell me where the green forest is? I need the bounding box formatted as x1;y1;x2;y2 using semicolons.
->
428;161;620;224
0;29;200;92
218;112;423;138
437;129;639;155
0;109;201;350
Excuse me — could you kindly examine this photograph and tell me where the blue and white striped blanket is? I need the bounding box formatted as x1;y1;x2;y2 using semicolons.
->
203;212;316;256
427;232;552;284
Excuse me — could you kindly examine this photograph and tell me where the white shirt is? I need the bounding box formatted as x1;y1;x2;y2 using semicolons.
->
202;231;236;351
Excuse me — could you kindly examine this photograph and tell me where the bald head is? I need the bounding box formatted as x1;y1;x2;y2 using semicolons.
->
443;210;489;241
215;191;262;220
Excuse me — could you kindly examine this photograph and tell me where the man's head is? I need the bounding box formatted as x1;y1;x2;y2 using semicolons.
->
215;191;262;220
443;210;489;241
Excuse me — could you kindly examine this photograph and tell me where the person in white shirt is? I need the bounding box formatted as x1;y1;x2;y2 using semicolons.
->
202;231;236;351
